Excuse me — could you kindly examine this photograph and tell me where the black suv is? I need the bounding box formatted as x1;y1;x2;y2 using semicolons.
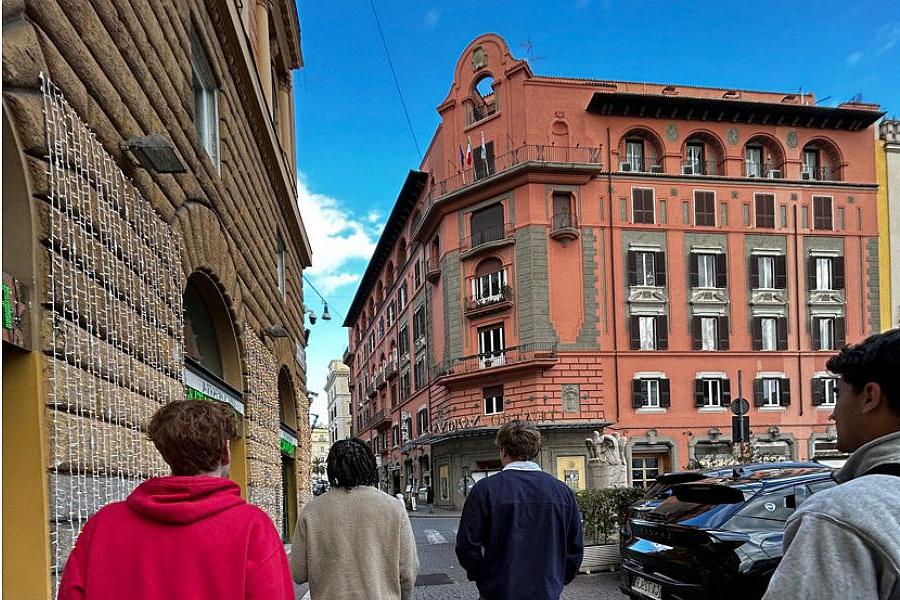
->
620;466;836;600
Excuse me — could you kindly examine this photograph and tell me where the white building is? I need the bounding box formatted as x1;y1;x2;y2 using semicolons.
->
325;359;353;443
880;119;900;327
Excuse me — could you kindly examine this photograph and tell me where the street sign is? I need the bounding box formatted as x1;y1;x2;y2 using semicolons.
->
730;397;750;416
732;416;750;443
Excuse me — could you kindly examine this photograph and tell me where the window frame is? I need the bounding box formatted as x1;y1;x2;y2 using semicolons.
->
635;251;656;287
632;188;656;224
755;194;776;228
483;385;504;415
813;196;834;231
693;190;716;226
638;316;658;351
191;32;220;170
700;316;718;351
701;378;723;407
760;317;777;351
822;377;837;406
641;379;661;408
762;378;781;407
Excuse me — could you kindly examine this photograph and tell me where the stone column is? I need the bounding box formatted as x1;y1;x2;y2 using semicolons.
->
278;79;292;163
254;0;273;112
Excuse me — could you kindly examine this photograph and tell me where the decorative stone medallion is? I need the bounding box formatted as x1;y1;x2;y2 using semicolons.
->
562;384;580;413
472;46;488;71
727;128;739;145
666;123;679;142
786;130;798;148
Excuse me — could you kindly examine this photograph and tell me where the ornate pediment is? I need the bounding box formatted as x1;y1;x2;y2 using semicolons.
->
628;286;668;304
750;289;788;306
690;288;728;305
808;290;846;306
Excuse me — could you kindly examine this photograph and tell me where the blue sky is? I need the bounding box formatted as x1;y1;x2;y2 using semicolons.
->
295;0;900;422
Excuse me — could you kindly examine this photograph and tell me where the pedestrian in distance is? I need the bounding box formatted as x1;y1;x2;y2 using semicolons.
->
58;400;293;600
426;483;435;514
291;438;419;600
455;420;584;600
763;329;900;600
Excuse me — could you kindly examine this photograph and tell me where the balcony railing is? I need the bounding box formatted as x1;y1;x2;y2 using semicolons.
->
465;285;513;315
425;258;441;283
801;166;841;181
617;158;664;174
366;383;377;398
745;161;785;179
462;223;514;251
680;159;723;176
375;371;387;390
365;409;389;430
432;342;558;379
386;357;399;380
413;144;603;234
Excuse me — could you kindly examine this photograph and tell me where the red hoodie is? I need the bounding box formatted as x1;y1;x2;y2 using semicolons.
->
58;476;294;600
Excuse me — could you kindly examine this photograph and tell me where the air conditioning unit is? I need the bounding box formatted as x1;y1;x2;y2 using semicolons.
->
649;164;663;174
768;169;782;179
619;161;633;172
682;164;695;175
801;170;813;180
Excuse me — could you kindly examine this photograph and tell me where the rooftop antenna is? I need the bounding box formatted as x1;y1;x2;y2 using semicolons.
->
815;96;832;106
520;38;545;63
848;92;863;104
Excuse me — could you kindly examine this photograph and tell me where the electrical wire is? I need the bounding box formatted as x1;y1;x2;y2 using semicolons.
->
302;273;346;322
368;0;423;159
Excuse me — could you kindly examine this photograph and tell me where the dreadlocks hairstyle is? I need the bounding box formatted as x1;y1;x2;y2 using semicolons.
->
826;328;900;413
327;438;378;489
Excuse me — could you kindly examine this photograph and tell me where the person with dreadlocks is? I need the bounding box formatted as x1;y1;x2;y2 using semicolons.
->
290;438;419;599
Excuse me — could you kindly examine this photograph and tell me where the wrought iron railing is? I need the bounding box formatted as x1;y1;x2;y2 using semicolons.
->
617;158;664;173
461;223;514;251
365;409;387;430
745;161;785;178
432;342;558;378
680;159;723;176
801;166;841;181
466;285;513;313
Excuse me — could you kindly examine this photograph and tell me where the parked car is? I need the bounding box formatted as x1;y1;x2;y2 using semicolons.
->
312;480;330;496
620;465;836;600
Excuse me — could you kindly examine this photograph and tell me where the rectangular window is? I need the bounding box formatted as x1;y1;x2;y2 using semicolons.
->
414;356;426;390
700;317;718;351
632;189;655;224
378;318;385;339
552;192;575;230
635;251;656;287
762;379;781;407
192;33;220;169
641;379;661;408
755;194;775;228
758;255;775;288
639;316;657;351
472;269;507;303
631;456;662;489
694;191;716;226
625;140;645;171
818;317;835;351
478;326;505;367
369;332;376;353
392;425;400;447
746;146;763;177
400;370;410;401
413;261;422;288
398;325;409;358
686;142;705;174
471;203;505;246
761;317;777;351
813;197;834;230
823;378;837;406
697;254;717;288
816;258;834;291
417;408;429;436
398;283;408;310
474;141;496;180
803;150;820;179
701;378;722;407
413;307;426;341
484;385;504;415
276;235;286;301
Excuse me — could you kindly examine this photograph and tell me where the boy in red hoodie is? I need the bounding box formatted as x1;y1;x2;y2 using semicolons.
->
59;400;294;600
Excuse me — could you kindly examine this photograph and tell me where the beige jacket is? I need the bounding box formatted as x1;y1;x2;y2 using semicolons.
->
290;486;419;600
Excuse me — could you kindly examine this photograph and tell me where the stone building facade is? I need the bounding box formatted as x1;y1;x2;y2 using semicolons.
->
344;34;884;510
2;0;311;596
878;119;900;327
326;359;353;443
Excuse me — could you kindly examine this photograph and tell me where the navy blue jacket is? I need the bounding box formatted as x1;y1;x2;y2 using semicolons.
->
455;468;584;600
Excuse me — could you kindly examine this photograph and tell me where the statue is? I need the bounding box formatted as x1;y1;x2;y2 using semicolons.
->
585;430;628;489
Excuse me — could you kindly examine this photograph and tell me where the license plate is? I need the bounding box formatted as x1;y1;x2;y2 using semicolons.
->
632;576;662;600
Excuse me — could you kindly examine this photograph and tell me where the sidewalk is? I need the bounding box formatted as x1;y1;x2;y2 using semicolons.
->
407;507;462;518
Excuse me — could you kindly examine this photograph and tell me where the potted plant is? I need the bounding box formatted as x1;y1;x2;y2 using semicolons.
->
575;487;643;573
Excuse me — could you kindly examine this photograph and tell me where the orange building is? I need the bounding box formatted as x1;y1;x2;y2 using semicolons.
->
343;34;884;509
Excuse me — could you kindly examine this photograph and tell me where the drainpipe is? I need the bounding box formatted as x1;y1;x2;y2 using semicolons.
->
606;128;620;423
793;205;804;416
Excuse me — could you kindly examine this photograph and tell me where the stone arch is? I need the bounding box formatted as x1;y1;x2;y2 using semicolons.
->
617;125;666;171
549;119;570;147
681;129;727;175
743;132;787;176
278;366;300;540
803;136;845;180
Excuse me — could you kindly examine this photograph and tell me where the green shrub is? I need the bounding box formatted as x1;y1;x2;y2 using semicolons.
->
575;487;644;545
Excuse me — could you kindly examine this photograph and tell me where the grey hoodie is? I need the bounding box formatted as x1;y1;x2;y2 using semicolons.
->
763;431;900;600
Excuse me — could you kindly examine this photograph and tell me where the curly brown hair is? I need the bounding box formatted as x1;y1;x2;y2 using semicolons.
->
495;420;542;461
148;400;237;475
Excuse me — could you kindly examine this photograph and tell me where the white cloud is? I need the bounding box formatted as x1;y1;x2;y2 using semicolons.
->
367;210;381;223
297;174;378;295
424;8;440;28
845;50;864;67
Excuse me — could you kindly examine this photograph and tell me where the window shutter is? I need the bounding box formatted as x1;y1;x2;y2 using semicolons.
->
836;317;846;348
715;253;727;288
812;317;821;350
689;254;699;288
777;317;788;350
750;256;760;289
629;316;640;350
660;379;671;408
657;315;668;350
775;255;787;289
654;252;667;286
811;378;825;406
753;379;764;407
834;256;845;290
718;316;730;350
694;379;705;407
780;378;791;406
627;251;637;286
722;379;732;404
751;317;762;350
691;316;702;351
807;256;816;293
632;379;644;408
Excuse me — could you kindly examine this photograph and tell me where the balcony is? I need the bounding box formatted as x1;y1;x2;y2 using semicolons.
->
745;161;784;179
366;383;377;399
385;357;399;380
465;285;513;318
617;158;664;174
414;336;426;352
432;342;558;384
375;370;387;390
413;144;603;237
680;160;722;176
461;223;515;259
550;211;580;243
425;258;441;283
366;409;391;430
801;166;842;182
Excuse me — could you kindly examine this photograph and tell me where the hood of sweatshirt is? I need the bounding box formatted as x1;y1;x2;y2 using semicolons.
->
836;430;900;483
126;476;245;524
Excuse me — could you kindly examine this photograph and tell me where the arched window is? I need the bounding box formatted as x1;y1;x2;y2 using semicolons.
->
470;74;498;123
183;277;225;378
802;139;843;181
618;127;665;173
681;131;726;176
744;134;786;178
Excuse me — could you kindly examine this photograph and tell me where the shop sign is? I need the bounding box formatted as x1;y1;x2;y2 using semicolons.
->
434;408;562;434
279;429;298;456
184;367;245;416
